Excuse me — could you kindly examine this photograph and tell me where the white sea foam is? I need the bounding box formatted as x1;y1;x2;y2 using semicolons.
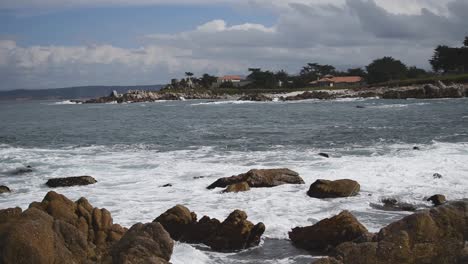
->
48;100;82;105
1;141;467;261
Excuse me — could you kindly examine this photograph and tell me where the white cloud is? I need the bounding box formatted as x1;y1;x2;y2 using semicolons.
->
1;0;468;90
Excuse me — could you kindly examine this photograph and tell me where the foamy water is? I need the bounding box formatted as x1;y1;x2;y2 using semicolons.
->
1;98;467;263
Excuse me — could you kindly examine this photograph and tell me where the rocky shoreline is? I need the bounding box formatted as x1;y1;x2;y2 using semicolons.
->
1;168;467;263
74;81;468;104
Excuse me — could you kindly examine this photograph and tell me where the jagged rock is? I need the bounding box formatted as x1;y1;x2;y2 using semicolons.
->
153;205;197;241
322;200;468;264
238;94;273;102
307;179;360;198
207;168;304;189
0;185;11;193
206;210;265;251
427;194;446;206
370;198;418;212
318;153;330;158
111;222;173;264
46;176;97;188
289;211;368;253
223;182;251;193
154;206;265;252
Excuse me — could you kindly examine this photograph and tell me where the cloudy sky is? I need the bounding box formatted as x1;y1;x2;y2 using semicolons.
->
1;0;467;90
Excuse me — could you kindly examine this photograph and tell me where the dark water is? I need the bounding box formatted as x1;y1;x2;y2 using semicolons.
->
1;99;467;151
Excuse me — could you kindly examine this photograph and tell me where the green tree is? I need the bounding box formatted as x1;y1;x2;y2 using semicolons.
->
200;73;218;88
346;67;367;78
366;57;408;84
407;66;428;79
247;68;278;88
464;36;468;47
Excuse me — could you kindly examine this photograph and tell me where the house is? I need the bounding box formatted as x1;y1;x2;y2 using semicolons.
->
311;75;364;87
213;75;251;88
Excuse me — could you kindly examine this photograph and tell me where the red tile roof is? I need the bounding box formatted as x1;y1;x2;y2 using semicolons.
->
219;75;243;81
314;76;363;84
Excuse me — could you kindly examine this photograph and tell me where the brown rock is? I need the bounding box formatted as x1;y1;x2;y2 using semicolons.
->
307;179;360;198
370;198;418;212
0;185;11;193
46;176;97;188
111;222;174;264
329;200;468;264
289;211;368;253
208;168;304;189
427;194;446;206
313;257;344;264
0;207;22;223
223;182;251;193
153;205;197;240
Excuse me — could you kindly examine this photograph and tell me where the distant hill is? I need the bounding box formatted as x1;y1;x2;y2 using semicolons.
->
0;85;164;101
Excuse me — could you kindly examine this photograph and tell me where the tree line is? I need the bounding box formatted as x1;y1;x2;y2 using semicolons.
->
169;36;468;90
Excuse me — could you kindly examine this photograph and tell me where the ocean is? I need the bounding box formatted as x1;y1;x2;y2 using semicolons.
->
1;98;468;263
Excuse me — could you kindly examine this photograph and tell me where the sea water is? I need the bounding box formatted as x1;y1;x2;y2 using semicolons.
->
1;98;467;263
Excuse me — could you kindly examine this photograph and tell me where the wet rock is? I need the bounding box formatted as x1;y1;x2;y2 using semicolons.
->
427;194;446;206
355;105;366;109
433;173;443;179
313;257;344;264
153;205;197;241
0;207;22;223
207;168;304;189
111;222;174;264
413;146;420;150
318;153;330;158
46;176;97;188
160;184;172;188
154;206;265;252
223;182;251;193
285;91;338;100
325;200;468;264
0;185;11;193
11;166;33;175
193;176;205;179
307;179;360;198
238;94;273;102
370;198;418;212
289;211;368;253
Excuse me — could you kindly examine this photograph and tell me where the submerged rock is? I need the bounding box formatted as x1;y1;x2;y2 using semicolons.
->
11;166;33;175
307;179;360;198
370;198;420;212
427;194;446;206
223;182;251;193
0;185;11;194
0;191;128;263
318;153;330;158
433;173;443;179
319;199;468;264
207;168;304;189
46;176;97;188
154;205;265;251
289;211;368;253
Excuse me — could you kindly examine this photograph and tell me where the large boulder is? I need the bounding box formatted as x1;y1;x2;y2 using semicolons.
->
319;200;468;264
307;179;360;198
289;211;368;253
111;222;174;264
0;185;11;193
427;194;447;206
154;206;265;252
46;176;97;188
0;191;128;264
207;168;304;189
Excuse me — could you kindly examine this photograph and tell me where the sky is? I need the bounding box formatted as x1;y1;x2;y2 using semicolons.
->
0;0;467;90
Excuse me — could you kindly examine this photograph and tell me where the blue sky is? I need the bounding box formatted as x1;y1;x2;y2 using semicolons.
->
0;0;467;90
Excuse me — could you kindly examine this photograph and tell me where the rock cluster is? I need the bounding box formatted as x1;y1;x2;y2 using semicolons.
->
208;168;305;190
381;82;466;99
0;191;175;264
238;94;273;101
154;205;265;251
314;200;468;264
46;175;98;188
284;91;338;100
307;179;360;198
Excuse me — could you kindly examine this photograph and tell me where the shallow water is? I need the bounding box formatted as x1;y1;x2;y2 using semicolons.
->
1;98;467;263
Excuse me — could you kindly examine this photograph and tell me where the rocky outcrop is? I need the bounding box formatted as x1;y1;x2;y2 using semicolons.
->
154;205;265;251
0;185;11;193
284;91;338;101
307;179;360;198
316;200;468;264
289;211;368;253
238;94;273;101
46;176;97;188
207;168;304;189
0;191;128;263
381;82;465;99
223;182;251;193
111;222;173;264
427;194;447;206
